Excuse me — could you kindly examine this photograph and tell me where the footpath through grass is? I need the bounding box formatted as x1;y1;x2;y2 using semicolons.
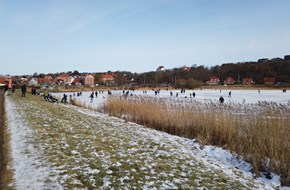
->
5;92;283;189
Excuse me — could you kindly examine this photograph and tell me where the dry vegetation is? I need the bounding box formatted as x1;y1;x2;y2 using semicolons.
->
102;95;290;186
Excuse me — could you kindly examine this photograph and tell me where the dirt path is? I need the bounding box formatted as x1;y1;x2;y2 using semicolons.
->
0;89;5;189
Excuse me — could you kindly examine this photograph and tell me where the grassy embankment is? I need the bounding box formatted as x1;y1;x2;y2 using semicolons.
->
100;95;290;186
4;91;262;189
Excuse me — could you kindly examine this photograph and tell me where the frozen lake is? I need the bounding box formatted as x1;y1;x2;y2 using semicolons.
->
54;89;290;107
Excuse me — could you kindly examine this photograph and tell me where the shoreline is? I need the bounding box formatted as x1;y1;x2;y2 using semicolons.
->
54;85;288;92
20;84;289;94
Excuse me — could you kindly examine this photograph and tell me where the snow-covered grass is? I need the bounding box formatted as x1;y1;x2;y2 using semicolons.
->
4;92;290;189
103;95;290;186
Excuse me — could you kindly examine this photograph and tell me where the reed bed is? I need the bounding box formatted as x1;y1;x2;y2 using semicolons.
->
103;95;290;186
70;98;98;112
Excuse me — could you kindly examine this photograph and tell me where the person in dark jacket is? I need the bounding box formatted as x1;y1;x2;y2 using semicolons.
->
12;84;15;93
21;84;27;97
61;94;68;104
219;96;224;104
4;84;8;92
89;92;94;103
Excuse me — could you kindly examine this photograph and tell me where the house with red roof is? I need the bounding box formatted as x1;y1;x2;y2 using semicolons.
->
264;77;275;85
99;73;115;85
38;78;51;86
207;76;220;85
0;76;8;86
224;77;235;85
71;77;82;86
100;74;114;82
28;75;53;87
55;73;71;84
242;78;254;85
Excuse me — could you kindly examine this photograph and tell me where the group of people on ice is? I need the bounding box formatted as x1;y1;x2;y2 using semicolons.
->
219;91;232;104
88;90;111;103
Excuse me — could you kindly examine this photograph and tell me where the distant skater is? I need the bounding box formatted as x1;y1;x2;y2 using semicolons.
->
89;92;94;103
228;91;231;98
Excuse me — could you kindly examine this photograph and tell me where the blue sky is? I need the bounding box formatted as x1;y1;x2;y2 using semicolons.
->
0;0;290;75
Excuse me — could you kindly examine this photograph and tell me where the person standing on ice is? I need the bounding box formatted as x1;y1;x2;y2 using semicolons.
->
228;91;231;98
219;96;224;104
61;94;68;104
89;92;94;103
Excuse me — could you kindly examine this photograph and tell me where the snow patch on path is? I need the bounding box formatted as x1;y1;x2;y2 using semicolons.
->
5;96;62;190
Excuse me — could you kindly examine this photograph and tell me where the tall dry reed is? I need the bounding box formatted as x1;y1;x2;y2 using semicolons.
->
70;98;98;111
103;96;290;186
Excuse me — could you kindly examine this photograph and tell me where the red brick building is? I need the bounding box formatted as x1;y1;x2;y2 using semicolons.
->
224;77;235;85
207;76;220;85
84;74;95;87
242;78;253;85
264;77;275;85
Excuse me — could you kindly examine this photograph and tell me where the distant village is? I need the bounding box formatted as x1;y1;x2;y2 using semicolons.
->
0;72;118;89
0;54;290;89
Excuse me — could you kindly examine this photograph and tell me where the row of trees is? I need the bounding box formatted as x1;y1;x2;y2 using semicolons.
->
131;59;290;88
